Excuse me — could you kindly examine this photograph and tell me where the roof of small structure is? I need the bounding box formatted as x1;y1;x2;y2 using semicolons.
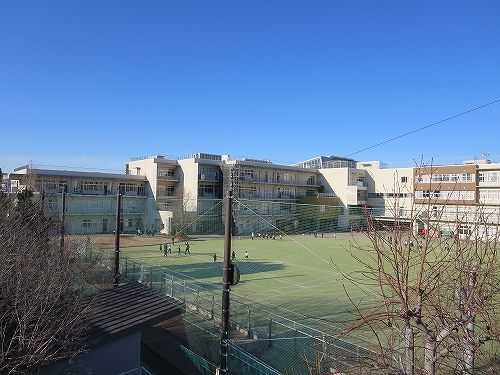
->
86;282;182;348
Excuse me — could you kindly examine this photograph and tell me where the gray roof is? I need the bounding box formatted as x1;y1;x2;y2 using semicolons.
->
86;282;182;348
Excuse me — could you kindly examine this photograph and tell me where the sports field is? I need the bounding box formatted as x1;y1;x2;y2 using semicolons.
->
96;231;376;325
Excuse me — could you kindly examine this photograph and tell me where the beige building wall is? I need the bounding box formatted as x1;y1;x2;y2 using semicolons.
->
365;166;414;217
177;157;200;212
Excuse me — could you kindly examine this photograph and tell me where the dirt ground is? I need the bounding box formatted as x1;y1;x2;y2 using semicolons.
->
88;233;173;249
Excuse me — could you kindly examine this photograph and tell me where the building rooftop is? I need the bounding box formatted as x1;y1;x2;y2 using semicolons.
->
85;282;182;348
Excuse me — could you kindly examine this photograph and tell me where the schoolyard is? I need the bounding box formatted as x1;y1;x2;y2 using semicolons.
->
90;231;377;324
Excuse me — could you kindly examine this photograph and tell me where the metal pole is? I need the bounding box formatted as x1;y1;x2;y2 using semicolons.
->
60;189;66;252
114;193;122;287
219;190;233;374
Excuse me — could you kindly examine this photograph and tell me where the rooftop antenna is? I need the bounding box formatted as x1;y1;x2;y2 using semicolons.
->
482;152;490;159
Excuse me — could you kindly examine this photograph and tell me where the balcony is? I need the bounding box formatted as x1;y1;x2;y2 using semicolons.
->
236;176;320;187
157;175;179;182
198;173;220;182
237;193;302;200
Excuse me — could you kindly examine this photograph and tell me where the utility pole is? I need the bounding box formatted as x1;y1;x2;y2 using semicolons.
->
114;193;122;287
219;190;233;374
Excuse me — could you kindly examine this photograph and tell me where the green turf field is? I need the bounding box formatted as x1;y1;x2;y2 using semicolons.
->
117;231;376;325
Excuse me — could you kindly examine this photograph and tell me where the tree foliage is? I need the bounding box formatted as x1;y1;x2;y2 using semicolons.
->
0;190;96;374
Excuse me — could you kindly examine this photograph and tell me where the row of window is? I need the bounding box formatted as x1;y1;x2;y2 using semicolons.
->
199;184;219;197
77;181;106;191
37;179;147;195
479;171;500;183
479;189;500;202
119;182;145;195
238;186;298;198
415;190;475;200
158;168;175;177
157;186;175;196
40;179;69;190
369;192;413;198
237;169;316;185
416;173;474;183
82;218;142;231
199;167;220;181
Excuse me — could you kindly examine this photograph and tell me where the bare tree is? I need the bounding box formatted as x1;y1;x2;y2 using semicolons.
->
327;169;500;375
168;188;199;237
0;189;99;374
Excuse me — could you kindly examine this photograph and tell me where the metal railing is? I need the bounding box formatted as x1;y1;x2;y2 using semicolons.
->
94;250;375;375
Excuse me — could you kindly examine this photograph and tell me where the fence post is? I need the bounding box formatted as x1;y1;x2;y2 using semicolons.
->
211;293;215;319
171;276;174;297
294;321;297;354
183;280;186;303
268;317;273;347
247;309;251;337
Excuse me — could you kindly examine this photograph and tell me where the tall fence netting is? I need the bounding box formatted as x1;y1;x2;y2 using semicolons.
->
54;194;394;374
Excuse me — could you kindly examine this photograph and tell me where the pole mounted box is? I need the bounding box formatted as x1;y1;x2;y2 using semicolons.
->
230;264;240;285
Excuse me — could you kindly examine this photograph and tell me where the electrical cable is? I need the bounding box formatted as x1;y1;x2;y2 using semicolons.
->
344;99;500;158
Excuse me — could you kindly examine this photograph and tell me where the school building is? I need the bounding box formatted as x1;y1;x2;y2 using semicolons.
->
2;153;500;236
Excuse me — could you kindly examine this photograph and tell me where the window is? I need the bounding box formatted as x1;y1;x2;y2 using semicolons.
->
82;220;97;229
401;176;408;183
158;168;175;178
136;167;141;176
119;182;145;195
42;180;58;190
199;184;215;197
242;169;255;181
462;173;473;182
261;186;273;199
458;225;472;235
239;186;257;198
277;187;295;198
77;181;104;192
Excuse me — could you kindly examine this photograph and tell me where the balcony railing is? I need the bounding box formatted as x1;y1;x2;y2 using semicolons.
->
198;173;220;182
157;175;178;181
237;177;320;186
237;193;301;200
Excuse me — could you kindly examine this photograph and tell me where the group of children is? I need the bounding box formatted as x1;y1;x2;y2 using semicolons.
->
159;241;190;257
158;240;249;262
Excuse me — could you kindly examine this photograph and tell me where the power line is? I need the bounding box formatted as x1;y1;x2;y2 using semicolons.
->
344;99;500;158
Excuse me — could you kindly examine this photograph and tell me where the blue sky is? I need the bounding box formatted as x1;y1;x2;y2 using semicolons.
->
1;1;499;173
